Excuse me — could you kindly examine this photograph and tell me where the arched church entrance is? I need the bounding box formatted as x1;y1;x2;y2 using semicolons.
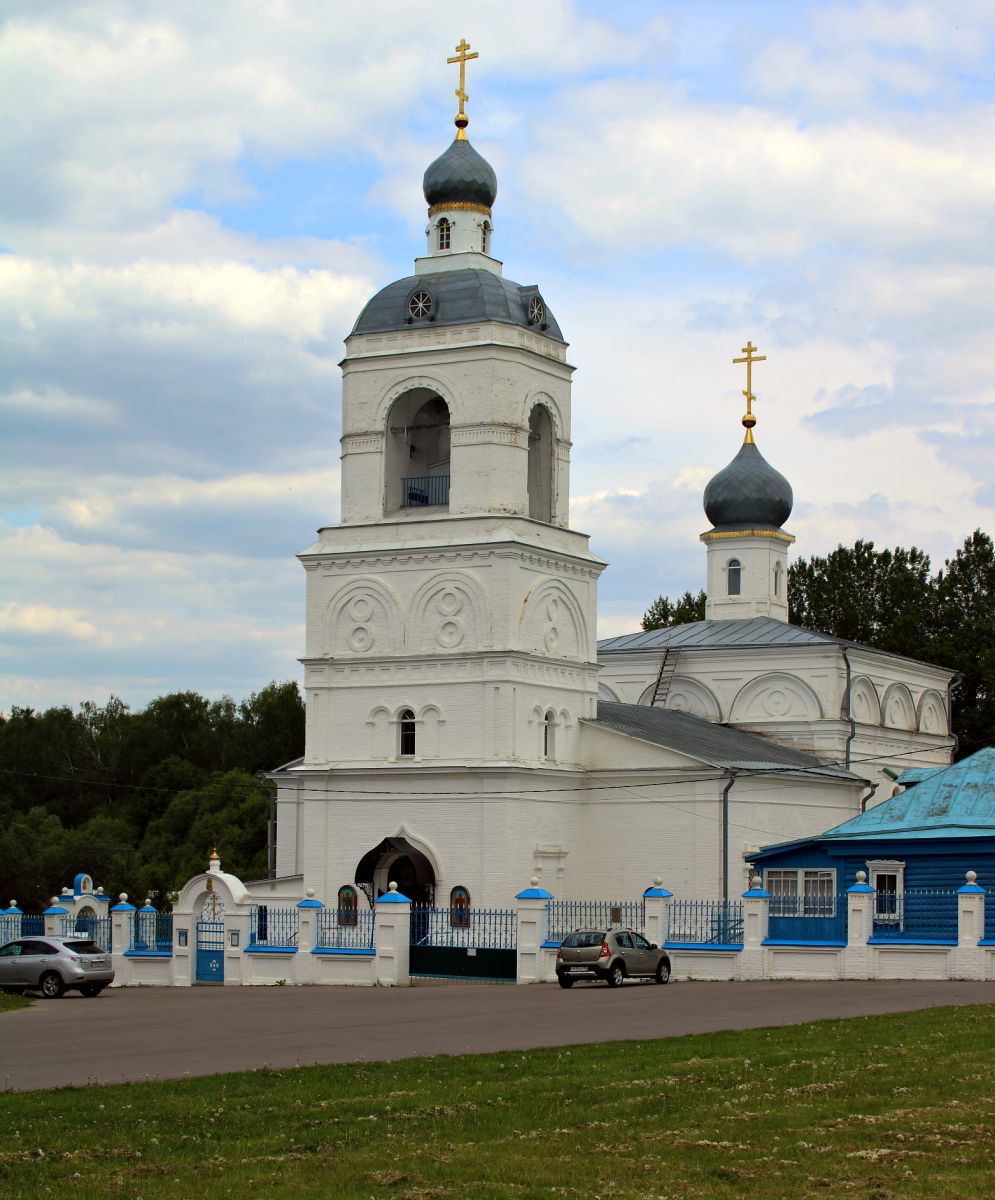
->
354;836;437;907
195;890;225;985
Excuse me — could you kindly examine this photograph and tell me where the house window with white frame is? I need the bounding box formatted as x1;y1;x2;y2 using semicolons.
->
764;868;837;917
868;859;905;923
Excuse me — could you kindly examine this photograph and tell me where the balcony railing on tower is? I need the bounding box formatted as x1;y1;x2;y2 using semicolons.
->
401;475;449;507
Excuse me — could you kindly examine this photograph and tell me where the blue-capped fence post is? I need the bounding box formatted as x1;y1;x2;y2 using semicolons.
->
0;903;20;945
739;876;770;982
844;871;875;980
295;890;323;984
642;880;673;952
375;882;411;986
954;871;986;981
43;897;69;939
515;878;554;984
110;893;136;986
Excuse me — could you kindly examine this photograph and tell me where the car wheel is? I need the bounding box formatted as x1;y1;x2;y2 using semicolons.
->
79;983;106;998
557;974;574;989
607;962;625;988
655;960;671;985
39;971;65;999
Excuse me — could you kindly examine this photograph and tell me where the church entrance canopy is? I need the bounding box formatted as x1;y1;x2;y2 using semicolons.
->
355;836;436;907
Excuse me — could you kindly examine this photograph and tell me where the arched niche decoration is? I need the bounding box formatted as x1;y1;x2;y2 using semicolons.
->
881;682;916;731
415;703;443;759
916;688;948;735
408;571;491;653
663;677;722;722
849;676;882;726
520;580;588;660
730;672;823;724
598;683;621;703
366;705;391;760
324;578;402;657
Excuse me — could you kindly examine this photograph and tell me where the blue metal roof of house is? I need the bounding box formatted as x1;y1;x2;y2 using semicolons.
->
751;748;995;856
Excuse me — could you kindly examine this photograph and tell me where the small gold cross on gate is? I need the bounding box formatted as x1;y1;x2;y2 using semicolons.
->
732;341;766;441
447;38;479;138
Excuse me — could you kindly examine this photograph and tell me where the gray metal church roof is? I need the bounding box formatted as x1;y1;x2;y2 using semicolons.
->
350;268;564;341
598;616;837;654
423;137;498;209
587;701;862;778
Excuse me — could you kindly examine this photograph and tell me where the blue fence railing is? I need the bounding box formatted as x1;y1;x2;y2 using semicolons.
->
61;914;113;951
545;899;645;945
668;899;744;946
767;893;849;943
985;895;995;943
129;912;173;953
0;914;44;942
248;906;300;948
401;474;450;507
871;890;958;942
411;906;516;949
316;908;375;951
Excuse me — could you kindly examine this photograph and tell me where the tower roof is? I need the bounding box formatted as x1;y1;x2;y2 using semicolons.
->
702;439;793;533
423;137;497;212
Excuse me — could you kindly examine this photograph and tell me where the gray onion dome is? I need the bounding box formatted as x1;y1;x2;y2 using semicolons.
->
423;137;497;210
703;441;793;531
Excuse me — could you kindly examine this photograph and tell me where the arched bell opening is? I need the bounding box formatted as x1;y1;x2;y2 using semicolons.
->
527;403;554;523
385;389;451;514
354;835;437;907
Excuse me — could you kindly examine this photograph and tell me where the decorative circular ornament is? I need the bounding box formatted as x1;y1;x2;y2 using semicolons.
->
528;296;545;325
762;689;790;717
349;626;373;653
349;597;373;622
545;627;560;651
408;291;433;320
438;589;463;616
438;620;463;648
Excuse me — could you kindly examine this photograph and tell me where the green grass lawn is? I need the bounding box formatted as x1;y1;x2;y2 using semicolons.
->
0;993;31;1014
1;1004;993;1199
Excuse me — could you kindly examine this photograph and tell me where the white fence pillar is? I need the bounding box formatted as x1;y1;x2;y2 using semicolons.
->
225;908;250;985
294;891;322;984
642;881;672;950
43;899;68;939
739;881;770;981
109;894;135;986
375;883;411;986
515;879;553;984
953;871;986;981
844;871;875;980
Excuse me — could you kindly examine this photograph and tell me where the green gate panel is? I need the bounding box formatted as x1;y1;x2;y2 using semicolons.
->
410;945;516;980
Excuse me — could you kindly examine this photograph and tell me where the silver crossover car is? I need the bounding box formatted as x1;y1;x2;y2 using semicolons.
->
0;936;114;998
556;928;671;988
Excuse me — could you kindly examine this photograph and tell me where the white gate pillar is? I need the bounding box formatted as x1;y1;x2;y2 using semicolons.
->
375;883;411;986
844;871;875;980
295;891;323;984
642;880;673;950
515;879;553;984
109;894;136;986
739;879;770;982
954;871;986;981
43;899;68;939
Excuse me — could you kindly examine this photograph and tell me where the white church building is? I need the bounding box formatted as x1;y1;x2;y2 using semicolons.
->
268;57;956;914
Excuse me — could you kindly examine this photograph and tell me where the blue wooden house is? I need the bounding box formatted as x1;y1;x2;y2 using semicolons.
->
747;748;995;943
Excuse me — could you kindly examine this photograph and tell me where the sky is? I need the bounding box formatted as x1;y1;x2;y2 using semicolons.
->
3;0;995;714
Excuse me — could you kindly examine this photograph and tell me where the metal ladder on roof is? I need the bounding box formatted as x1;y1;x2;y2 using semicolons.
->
650;648;681;708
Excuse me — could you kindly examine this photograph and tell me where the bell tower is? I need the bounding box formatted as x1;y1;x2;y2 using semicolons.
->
294;40;605;794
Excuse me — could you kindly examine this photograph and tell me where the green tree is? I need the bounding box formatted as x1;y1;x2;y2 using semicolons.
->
642;590;706;631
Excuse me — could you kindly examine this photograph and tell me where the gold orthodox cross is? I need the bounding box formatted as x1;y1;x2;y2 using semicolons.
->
733;340;766;441
447;38;479;138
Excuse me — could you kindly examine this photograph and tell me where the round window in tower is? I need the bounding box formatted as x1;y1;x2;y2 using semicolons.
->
527;296;545;325
408;291;433;321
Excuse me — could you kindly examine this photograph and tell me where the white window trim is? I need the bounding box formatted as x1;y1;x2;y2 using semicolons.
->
867;859;905;923
764;868;838;917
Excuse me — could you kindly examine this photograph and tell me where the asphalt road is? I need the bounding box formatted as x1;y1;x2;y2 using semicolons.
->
3;978;995;1092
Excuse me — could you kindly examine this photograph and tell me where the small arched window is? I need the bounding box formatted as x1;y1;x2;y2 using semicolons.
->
773;561;782;597
437;218;451;250
543;709;556;760
450;886;471;929
399;709;416;757
481;220;491;254
337;885;358;927
727;559;742;596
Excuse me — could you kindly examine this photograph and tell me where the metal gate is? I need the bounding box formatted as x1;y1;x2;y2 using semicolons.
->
195;920;225;983
410;906;517;981
61;915;112;951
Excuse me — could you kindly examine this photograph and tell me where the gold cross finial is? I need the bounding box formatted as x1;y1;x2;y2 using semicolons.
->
732;340;767;443
447;38;479;140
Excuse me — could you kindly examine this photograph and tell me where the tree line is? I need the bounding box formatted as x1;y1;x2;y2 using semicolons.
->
642;530;995;759
0;682;304;912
